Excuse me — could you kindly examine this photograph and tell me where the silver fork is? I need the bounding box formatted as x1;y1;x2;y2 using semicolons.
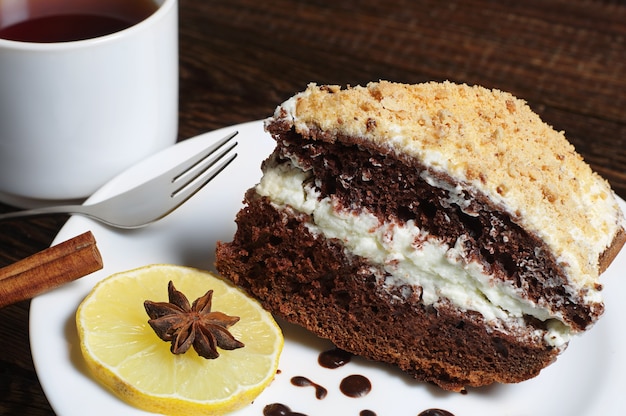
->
0;132;238;229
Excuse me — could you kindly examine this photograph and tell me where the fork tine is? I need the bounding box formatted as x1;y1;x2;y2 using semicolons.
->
171;143;238;201
172;131;239;183
172;137;238;188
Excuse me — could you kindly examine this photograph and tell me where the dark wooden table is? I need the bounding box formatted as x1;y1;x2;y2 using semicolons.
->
1;0;624;414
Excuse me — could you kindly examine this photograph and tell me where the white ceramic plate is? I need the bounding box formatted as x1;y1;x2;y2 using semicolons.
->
30;120;626;416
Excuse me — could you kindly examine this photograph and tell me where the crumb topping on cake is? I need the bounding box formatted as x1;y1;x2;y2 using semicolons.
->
270;81;626;291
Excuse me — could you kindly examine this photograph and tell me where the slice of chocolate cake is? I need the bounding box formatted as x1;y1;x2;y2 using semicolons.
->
216;81;626;391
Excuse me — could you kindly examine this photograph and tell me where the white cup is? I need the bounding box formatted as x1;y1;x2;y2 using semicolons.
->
0;0;178;203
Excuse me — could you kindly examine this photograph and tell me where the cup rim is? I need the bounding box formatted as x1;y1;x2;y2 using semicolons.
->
0;0;177;50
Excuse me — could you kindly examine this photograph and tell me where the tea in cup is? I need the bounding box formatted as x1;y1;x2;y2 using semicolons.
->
0;0;179;202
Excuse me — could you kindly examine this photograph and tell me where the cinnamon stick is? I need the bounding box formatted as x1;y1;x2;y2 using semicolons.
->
0;231;103;308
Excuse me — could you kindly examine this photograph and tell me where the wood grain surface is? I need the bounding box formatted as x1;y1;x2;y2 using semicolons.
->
1;0;624;414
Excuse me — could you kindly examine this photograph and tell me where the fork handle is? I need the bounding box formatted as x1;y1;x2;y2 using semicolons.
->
0;205;87;221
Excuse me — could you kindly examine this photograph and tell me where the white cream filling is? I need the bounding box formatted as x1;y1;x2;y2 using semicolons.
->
256;162;572;347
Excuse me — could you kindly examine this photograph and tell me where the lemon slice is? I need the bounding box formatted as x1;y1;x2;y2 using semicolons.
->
76;264;283;416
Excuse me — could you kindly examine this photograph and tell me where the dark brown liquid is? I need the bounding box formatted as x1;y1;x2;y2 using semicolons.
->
360;411;377;416
263;403;308;416
339;374;372;398
290;376;328;399
0;0;157;42
418;409;455;416
318;347;353;369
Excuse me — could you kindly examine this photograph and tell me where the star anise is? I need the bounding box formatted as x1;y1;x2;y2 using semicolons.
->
144;281;244;359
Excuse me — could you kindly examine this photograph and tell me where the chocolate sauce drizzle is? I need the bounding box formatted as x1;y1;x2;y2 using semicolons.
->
318;347;353;369
290;376;328;399
339;374;372;398
263;403;307;416
418;409;456;416
263;347;454;416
